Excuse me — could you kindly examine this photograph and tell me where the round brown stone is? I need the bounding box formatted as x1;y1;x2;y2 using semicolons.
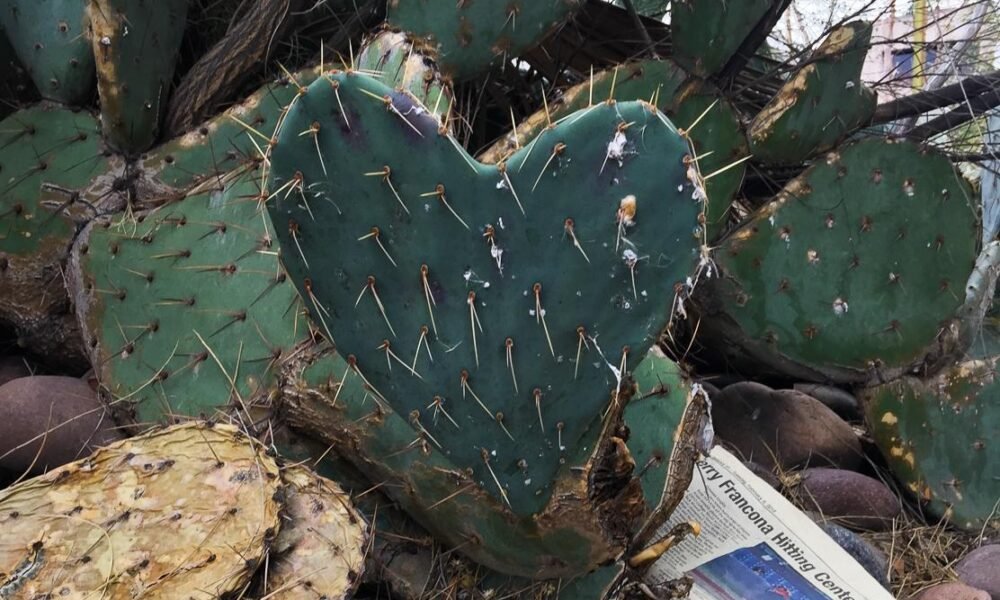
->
0;376;122;474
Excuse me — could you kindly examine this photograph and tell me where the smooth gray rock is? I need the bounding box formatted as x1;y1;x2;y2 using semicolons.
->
818;521;890;589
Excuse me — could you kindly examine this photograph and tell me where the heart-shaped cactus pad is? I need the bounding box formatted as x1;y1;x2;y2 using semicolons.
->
267;71;702;515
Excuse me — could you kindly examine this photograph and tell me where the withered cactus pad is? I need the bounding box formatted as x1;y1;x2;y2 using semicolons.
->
266;465;368;599
0;422;282;599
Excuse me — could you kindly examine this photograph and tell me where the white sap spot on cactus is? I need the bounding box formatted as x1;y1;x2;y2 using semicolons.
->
641;290;648;297
491;449;497;457
556;355;564;363
606;131;628;166
529;308;546;317
523;290;529;297
845;80;855;89
833;297;849;316
496;178;507;190
576;290;582;297
622;249;638;265
423;203;431;212
807;249;820;264
483;282;491;289
768;215;776;227
903;181;915;196
498;217;506;230
490;245;504;274
678;184;685;193
209;189;224;208
524;479;531;486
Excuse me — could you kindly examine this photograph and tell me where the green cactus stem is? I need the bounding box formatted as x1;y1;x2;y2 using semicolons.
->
749;21;877;165
0;0;95;104
88;0;187;154
385;0;583;80
670;0;778;78
357;29;452;123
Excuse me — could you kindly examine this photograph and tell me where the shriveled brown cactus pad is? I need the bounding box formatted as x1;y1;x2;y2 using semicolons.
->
266;466;368;599
0;422;281;599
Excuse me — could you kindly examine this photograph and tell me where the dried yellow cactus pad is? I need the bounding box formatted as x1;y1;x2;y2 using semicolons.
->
0;422;281;599
265;466;368;599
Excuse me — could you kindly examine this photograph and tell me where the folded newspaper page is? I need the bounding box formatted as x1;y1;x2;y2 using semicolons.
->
647;447;893;600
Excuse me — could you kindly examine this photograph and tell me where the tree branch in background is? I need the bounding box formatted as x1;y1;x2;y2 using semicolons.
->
906;87;1000;141
873;69;1000;125
164;0;296;137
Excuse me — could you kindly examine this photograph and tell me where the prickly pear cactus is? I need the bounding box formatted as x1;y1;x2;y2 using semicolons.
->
141;67;323;190
88;0;187;154
0;422;282;598
69;168;312;423
749;22;877;165
357;30;452;122
0;0;95;104
268;70;704;576
695;138;979;384
0;104;121;362
478;60;747;239
385;0;582;80
671;0;777;77
267;465;368;599
861;328;1000;530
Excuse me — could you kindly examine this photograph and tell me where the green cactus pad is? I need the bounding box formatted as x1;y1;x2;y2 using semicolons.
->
141;67;322;190
0;0;95;104
749;22;876;165
69;167;312;423
357;30;452;123
386;0;582;80
282;346;641;579
267;71;701;517
671;0;776;77
1;103;119;362
88;0;187;154
280;343;707;578
696;138;979;383
0;422;282;598
479;60;747;240
862;336;1000;530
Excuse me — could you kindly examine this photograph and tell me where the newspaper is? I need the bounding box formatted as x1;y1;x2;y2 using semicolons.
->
647;447;893;600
